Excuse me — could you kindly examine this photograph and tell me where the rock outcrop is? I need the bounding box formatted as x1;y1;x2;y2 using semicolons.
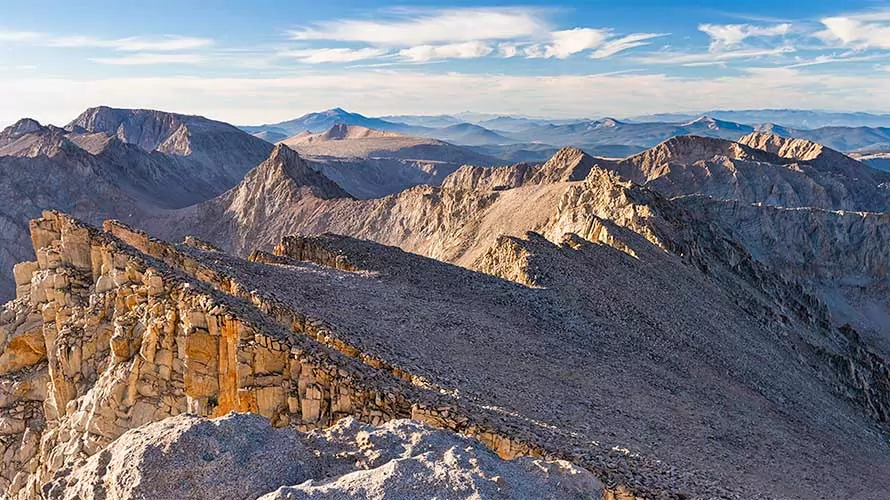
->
45;413;602;500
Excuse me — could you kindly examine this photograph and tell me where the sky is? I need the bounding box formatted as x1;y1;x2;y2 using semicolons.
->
2;0;890;126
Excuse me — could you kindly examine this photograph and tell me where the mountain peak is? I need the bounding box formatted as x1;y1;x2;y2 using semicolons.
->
253;144;352;200
318;123;404;141
541;146;598;181
3;118;44;137
596;117;622;127
737;132;866;172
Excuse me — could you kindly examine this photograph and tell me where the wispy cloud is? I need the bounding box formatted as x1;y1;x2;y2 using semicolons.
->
524;28;610;59
48;35;212;51
286;8;657;62
0;30;43;42
7;68;890;127
278;47;390;64
698;23;791;51
0;31;213;51
784;52;889;68
591;33;667;59
288;8;548;46
89;53;205;65
636;46;794;66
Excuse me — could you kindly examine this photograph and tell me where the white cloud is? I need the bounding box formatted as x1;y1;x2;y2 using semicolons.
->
635;46;794;65
6;68;890;127
289;8;548;46
4;33;213;51
90;54;205;65
399;41;493;62
278;47;389;64
498;43;520;58
528;28;610;59
0;31;42;42
591;33;666;59
818;15;890;49
699;23;791;51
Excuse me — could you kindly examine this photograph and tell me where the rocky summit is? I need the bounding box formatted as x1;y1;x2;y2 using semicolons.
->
0;105;890;500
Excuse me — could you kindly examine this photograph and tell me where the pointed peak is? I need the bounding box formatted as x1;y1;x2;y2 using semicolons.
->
542;147;598;181
253;144;352;200
2;118;45;137
267;143;303;164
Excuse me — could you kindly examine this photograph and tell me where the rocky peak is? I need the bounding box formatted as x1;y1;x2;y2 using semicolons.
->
245;144;351;200
2;118;44;138
628;135;755;168
738;132;881;178
540;146;599;181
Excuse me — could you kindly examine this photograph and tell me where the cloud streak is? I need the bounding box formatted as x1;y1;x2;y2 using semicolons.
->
6;67;890;127
278;48;390;64
289;8;548;46
699;23;791;51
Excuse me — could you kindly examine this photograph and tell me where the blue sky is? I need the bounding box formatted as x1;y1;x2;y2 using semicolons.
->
2;0;890;125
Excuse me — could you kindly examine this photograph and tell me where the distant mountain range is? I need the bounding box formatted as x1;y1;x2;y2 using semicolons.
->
627;109;890;128
243;108;890;161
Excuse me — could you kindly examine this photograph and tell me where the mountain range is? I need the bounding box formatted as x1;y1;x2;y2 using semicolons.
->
244;108;890;162
1;105;890;499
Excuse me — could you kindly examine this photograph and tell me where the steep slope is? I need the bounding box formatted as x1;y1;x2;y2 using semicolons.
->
168;145;353;252
0;109;277;301
853;151;890;172
67;106;274;203
279;124;502;199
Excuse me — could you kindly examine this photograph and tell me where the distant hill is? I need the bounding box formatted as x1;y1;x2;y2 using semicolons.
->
507;116;754;149
279;124;501;198
629;109;890;128
241;108;409;136
421;123;518;146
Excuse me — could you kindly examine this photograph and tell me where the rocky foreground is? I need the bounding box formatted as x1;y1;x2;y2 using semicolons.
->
1;209;889;499
46;413;600;500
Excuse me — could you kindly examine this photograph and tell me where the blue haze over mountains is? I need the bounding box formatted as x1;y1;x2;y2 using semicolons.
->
242;108;890;164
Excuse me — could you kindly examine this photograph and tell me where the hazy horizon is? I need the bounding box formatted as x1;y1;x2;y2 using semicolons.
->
3;0;890;126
